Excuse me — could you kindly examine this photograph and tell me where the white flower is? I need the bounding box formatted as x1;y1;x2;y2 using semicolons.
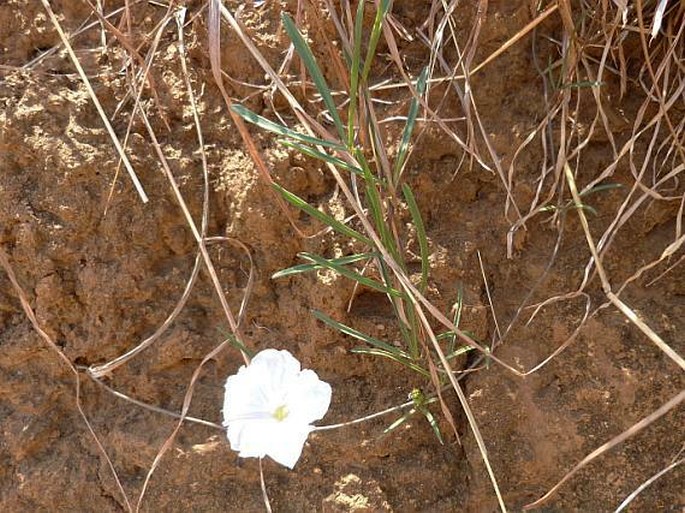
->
222;349;332;469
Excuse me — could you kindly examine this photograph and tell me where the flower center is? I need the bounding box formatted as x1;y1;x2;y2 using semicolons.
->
272;404;289;422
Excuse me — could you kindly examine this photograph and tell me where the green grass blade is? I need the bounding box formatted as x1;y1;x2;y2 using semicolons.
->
447;286;464;355
445;345;474;361
313;310;412;359
282;13;346;140
383;409;415;435
350;347;429;377
579;182;623;197
300;253;403;297
231;104;344;150
402;184;429;292
360;0;392;85
405;307;421;361
272;183;372;246
407;392;443;442
272;253;376;279
419;406;444;444
357;147;400;262
576;204;598;216
394;66;428;184
347;0;365;148
217;328;254;359
279;140;363;175
560;80;603;90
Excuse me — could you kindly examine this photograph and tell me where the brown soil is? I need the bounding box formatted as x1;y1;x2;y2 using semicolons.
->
1;1;683;512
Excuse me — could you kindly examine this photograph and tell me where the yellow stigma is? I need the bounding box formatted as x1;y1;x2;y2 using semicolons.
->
273;404;289;422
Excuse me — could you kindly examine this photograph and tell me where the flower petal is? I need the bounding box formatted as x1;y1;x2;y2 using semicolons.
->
262;422;313;469
227;417;273;458
223;368;269;424
286;369;332;424
252;349;301;388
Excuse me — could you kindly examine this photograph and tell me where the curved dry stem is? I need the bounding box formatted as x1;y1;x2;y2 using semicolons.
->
135;11;252;510
258;458;274;513
88;252;203;378
614;455;684;512
524;390;685;510
89;371;225;431
563;162;685;371
89;6;215;378
135;337;234;512
0;248;132;512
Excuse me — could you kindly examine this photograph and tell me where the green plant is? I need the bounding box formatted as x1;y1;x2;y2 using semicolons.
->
232;7;475;440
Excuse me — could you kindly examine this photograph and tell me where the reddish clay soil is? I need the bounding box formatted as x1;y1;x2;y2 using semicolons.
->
1;1;683;512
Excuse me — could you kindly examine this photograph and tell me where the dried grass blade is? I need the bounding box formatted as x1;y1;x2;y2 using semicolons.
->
0;248;132;511
39;0;148;204
470;4;559;76
614;456;684;512
524;390;685;510
563;162;685;371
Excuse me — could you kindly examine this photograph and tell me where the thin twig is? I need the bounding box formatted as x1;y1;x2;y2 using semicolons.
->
39;0;148;203
614;456;684;512
563;162;685;371
259;458;274;513
524;390;685;510
0;248;132;512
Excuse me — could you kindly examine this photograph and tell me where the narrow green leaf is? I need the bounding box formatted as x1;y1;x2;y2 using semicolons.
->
560;80;603;90
394;66;428;183
313;310;412;359
272;183;372;246
445;345;474;361
350;347;429;377
402;184;429;292
217;328;254;359
231;104;344;150
282;13;346;140
356;144;400;262
383;408;415;434
360;0;392;85
278;140;363;175
419;406;444;444
347;0;365;148
576;204;598;216
579;183;623;197
300;253;403;297
408;308;423;361
272;253;376;279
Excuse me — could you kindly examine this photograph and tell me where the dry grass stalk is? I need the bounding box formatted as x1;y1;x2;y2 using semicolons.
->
0;248;132;511
524;389;685;509
39;0;148;203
